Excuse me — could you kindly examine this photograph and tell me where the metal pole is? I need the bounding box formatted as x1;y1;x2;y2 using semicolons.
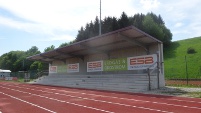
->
185;55;189;85
148;68;151;90
99;0;102;35
157;53;160;89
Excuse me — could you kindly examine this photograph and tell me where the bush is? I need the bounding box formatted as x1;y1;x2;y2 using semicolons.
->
187;47;196;54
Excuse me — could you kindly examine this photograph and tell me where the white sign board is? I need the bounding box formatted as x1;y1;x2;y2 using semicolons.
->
67;63;79;73
49;66;57;73
128;54;157;70
87;61;103;72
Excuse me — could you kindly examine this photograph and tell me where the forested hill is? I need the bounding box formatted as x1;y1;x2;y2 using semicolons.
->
75;12;172;47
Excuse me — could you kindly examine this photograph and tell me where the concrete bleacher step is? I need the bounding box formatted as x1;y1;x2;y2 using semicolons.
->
32;74;158;92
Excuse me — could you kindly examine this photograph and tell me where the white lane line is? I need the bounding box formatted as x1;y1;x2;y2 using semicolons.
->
1;86;173;113
20;84;201;104
24;86;201;110
0;86;114;113
33;84;201;103
0;91;56;113
15;84;201;110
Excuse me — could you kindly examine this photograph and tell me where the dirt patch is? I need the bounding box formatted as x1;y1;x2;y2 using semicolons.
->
166;80;201;87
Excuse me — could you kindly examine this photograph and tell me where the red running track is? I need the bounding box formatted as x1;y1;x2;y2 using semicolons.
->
0;82;201;113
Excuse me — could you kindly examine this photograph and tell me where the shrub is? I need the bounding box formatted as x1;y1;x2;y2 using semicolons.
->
187;47;196;54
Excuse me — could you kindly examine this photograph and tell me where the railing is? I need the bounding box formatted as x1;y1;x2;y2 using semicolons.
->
147;53;159;90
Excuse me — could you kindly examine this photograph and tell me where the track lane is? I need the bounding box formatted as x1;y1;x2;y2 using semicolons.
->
3;83;201;113
0;85;169;113
16;84;201;108
0;86;114;113
0;92;54;113
1;82;201;113
20;83;201;104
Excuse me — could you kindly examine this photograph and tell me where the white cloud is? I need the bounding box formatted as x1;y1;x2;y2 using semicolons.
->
0;0;201;44
140;0;160;10
0;16;38;32
37;34;75;42
0;0;139;43
0;0;99;30
174;22;183;28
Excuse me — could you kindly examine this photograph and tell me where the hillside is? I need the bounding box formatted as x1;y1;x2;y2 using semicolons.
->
164;37;201;79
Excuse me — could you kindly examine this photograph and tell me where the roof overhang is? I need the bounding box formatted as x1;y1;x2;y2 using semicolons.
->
27;26;162;63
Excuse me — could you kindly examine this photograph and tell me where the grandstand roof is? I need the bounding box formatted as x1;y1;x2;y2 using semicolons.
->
27;26;162;63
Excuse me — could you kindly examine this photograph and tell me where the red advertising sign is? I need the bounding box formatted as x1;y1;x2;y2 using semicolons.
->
128;54;157;70
87;61;103;72
67;63;79;73
49;66;57;73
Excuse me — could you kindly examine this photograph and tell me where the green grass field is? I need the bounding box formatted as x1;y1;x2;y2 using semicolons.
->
164;36;201;79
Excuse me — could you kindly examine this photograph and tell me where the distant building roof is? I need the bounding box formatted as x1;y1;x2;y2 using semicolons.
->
0;69;11;72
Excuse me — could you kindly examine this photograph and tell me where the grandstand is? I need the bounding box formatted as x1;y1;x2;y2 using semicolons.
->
27;26;164;92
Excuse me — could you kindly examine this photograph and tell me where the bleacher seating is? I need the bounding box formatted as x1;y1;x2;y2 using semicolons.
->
32;74;158;92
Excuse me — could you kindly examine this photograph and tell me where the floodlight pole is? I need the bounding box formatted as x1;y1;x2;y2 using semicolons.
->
99;0;102;35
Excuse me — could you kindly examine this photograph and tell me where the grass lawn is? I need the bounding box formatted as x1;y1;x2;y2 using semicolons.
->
164;37;201;79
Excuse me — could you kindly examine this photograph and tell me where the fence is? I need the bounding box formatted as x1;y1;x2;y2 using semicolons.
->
10;70;48;80
165;55;201;86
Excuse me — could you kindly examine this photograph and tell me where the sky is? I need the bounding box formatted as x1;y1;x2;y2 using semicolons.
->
0;0;201;56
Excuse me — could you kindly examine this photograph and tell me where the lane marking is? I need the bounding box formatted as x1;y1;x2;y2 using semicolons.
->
1;86;173;113
0;91;56;113
0;86;114;113
20;84;201;104
4;84;201;112
12;84;201;110
22;86;201;110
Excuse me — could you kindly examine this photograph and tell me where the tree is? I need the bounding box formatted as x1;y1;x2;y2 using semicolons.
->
142;15;164;41
76;26;85;42
111;17;119;31
141;13;172;46
26;46;40;56
44;45;55;52
132;13;145;30
93;16;100;36
74;11;172;47
0;51;25;71
187;47;196;54
102;17;113;34
118;12;130;28
58;41;75;48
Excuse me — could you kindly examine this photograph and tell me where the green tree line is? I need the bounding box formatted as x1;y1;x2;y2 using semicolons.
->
76;12;172;46
0;46;48;72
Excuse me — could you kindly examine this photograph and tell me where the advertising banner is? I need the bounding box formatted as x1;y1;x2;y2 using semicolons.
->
49;66;57;73
87;61;103;72
67;63;79;73
103;58;127;71
128;54;157;70
57;65;67;73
